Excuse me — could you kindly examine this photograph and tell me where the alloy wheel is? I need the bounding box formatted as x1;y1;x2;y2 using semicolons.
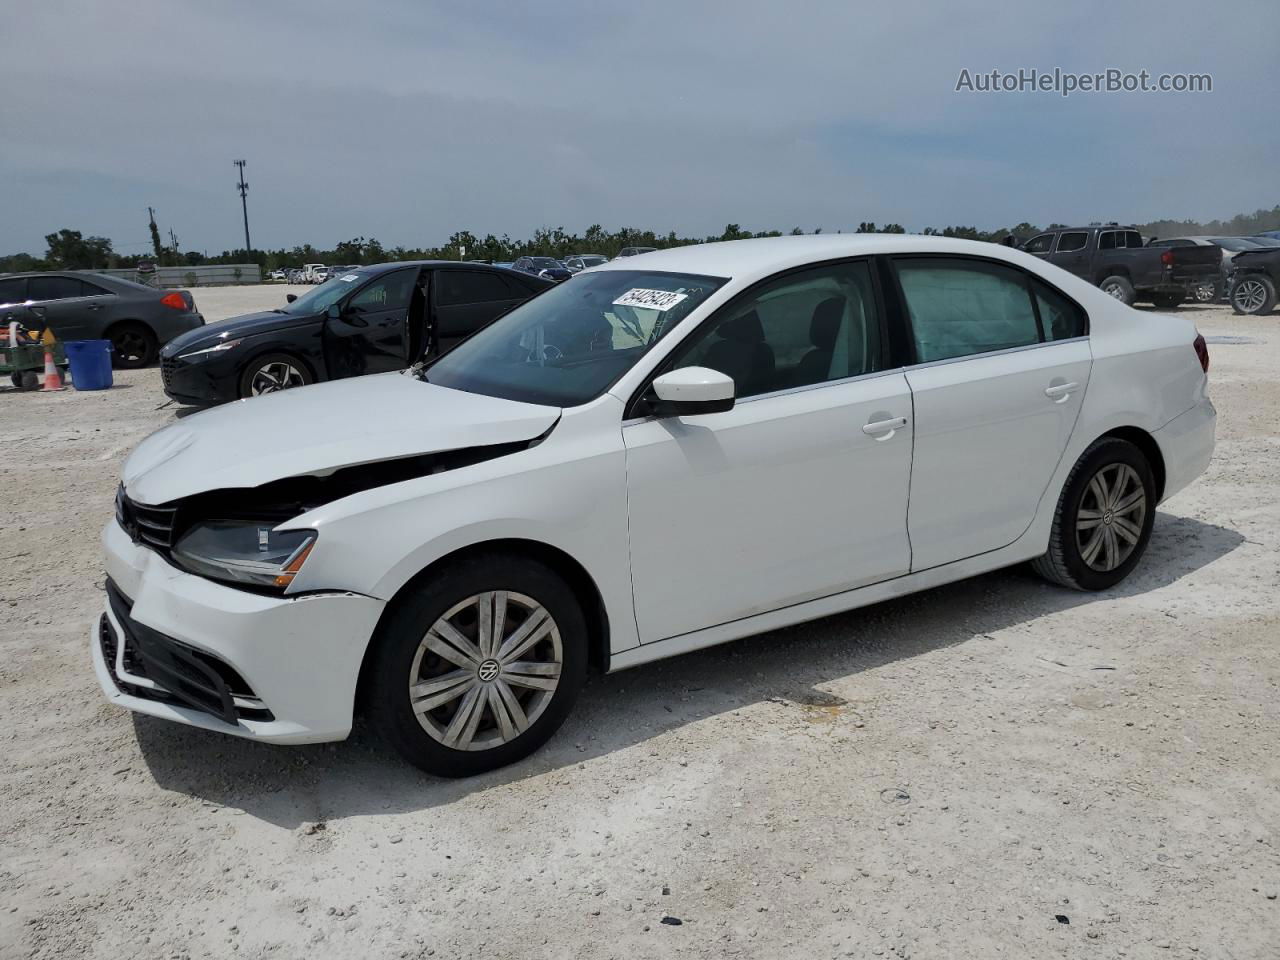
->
1233;279;1268;313
408;591;563;752
1103;282;1126;300
248;361;307;395
1075;463;1147;572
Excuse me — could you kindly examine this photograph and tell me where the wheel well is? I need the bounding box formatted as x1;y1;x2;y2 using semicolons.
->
104;318;154;338
1097;268;1131;283
1102;426;1166;500
354;539;611;710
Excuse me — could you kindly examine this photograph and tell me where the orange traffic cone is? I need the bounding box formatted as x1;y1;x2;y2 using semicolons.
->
41;348;65;391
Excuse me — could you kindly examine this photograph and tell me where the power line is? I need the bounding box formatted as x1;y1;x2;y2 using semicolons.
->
234;159;251;256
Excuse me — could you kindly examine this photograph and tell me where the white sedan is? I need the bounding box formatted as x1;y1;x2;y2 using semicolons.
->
96;235;1215;776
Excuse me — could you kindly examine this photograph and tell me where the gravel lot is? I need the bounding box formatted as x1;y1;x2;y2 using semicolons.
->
1;286;1277;960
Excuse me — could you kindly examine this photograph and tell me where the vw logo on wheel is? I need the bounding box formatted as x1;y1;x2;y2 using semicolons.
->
477;659;501;683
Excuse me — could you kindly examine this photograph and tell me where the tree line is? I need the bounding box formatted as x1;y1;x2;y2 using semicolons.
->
5;205;1279;274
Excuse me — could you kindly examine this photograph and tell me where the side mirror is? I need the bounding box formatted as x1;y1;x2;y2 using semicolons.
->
286;294;298;303
325;303;341;320
648;367;735;417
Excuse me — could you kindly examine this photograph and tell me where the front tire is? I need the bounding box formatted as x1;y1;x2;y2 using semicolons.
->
366;554;588;777
237;353;314;398
1032;437;1156;591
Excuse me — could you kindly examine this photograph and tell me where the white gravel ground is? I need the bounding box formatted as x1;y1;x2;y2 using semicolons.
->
0;287;1277;960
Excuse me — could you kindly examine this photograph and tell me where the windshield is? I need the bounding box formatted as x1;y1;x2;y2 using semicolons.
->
424;269;726;406
530;258;562;268
279;271;368;314
581;256;607;266
1210;238;1255;252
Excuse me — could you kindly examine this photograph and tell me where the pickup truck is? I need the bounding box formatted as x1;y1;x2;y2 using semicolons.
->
1021;225;1221;308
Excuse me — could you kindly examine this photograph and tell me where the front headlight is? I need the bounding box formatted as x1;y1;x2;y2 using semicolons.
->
179;338;242;360
172;520;316;591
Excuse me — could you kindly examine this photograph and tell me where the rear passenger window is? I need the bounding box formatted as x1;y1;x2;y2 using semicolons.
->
893;258;1040;362
1033;280;1087;341
437;271;516;306
1098;231;1118;250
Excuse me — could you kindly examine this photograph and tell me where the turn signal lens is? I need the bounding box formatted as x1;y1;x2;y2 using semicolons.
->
273;539;316;589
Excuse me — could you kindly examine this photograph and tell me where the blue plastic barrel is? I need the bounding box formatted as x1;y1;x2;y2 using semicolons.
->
64;339;114;390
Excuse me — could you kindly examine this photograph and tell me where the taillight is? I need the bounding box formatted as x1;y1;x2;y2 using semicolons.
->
1193;333;1209;373
160;292;186;310
1160;250;1175;266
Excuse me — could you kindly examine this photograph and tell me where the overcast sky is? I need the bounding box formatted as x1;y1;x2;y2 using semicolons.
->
3;0;1277;256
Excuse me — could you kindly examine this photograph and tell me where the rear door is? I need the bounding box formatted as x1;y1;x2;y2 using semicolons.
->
322;268;418;379
431;269;528;353
888;256;1092;570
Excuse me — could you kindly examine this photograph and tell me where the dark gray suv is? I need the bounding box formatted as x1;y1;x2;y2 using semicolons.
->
0;272;204;367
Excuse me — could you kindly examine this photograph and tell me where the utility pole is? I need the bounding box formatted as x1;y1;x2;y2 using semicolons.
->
168;227;180;258
234;159;251;257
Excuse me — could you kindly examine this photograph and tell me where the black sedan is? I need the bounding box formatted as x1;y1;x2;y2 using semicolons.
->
0;271;204;367
512;257;572;281
159;261;551;404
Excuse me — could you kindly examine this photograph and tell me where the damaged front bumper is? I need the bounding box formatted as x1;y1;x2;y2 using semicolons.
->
94;518;385;744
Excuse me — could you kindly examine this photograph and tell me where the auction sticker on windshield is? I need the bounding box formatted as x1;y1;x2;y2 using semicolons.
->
613;288;688;311
340;274;360;282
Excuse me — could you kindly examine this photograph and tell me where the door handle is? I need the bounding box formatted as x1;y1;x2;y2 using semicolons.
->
1044;381;1078;402
862;416;907;439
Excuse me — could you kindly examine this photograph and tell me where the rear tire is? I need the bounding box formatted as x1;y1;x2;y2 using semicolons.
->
1151;292;1185;309
1032;437;1156;592
1230;275;1276;316
108;322;158;369
366;553;588;777
1099;276;1136;306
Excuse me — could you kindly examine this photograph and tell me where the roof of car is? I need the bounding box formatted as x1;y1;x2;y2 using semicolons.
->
589;233;1035;282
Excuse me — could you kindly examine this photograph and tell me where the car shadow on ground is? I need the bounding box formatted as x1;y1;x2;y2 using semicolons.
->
133;512;1243;828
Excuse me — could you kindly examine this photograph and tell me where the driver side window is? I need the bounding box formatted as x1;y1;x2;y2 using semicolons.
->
349;270;416;311
666;261;883;399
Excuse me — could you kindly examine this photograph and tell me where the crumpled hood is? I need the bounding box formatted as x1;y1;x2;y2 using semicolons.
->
123;373;560;504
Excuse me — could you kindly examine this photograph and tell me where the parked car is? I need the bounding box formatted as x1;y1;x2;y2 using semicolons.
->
1226;246;1279;315
0;271;203;368
563;254;609;273
1254;231;1280;241
1147;236;1263;302
512;257;571;281
158;262;550;404
615;246;657;259
1022;225;1220;308
268;269;288;281
99;235;1214;775
302;263;326;283
286;269;305;284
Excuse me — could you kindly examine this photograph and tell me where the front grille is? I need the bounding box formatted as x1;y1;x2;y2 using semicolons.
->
116;485;178;551
160;356;177;390
102;579;273;725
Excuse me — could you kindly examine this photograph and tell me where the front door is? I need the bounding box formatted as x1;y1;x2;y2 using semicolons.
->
27;275;96;341
889;256;1093;570
623;259;913;642
323;268;417;379
1047;230;1092;278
